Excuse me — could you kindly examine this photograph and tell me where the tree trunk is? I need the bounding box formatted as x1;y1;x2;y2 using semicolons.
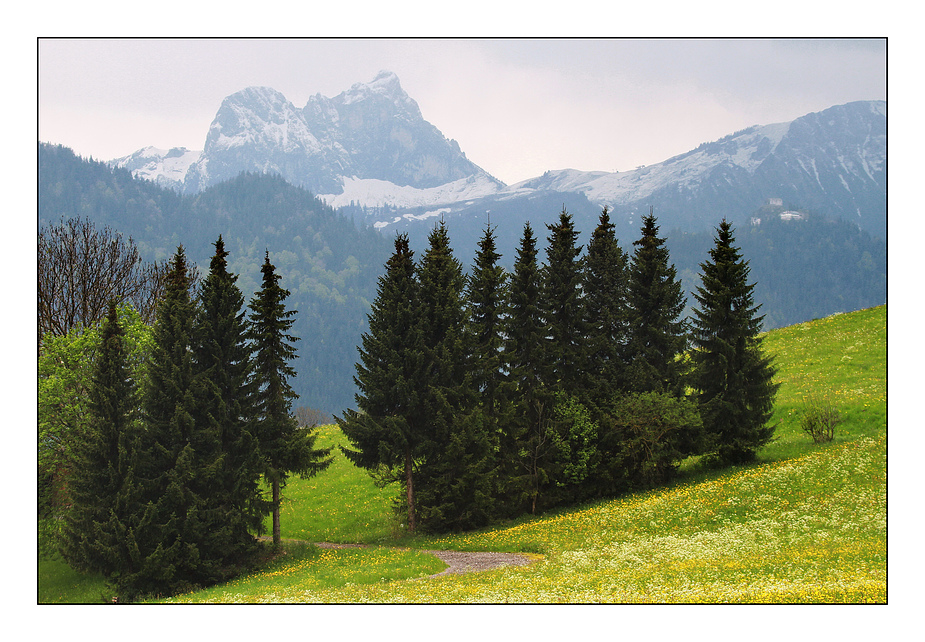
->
405;447;415;533
272;476;281;548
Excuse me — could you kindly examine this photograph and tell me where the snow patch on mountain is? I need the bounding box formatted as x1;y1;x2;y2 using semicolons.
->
509;120;793;208
319;173;505;209
110;146;201;188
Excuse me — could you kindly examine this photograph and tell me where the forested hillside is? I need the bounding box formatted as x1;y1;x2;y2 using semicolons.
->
669;208;887;329
38;143;886;412
39;143;392;413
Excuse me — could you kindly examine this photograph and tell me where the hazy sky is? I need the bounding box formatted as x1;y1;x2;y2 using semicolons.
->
38;38;885;185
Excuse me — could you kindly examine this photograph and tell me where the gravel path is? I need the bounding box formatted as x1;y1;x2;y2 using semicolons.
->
422;549;534;577
314;541;536;578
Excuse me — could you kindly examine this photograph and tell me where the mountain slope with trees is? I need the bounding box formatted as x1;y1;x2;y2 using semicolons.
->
39;143;885;413
39;143;392;414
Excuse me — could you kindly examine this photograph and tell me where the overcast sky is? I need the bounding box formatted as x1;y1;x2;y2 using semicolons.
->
38;38;885;186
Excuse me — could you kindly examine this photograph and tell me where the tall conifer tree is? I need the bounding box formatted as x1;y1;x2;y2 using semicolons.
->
504;222;555;514
249;251;332;547
465;223;509;418
138;245;220;595
506;223;545;404
417;221;468;403
340;234;427;532
192;236;265;562
414;221;495;531
582;206;630;405
540;208;586;395
460;223;510;521
625;211;688;396
60;302;137;578
690;219;778;465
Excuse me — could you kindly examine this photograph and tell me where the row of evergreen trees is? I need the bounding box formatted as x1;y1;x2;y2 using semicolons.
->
59;237;333;601
339;208;778;533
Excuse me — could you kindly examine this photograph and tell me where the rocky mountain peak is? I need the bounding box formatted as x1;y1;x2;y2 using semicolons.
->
333;69;423;124
174;71;490;195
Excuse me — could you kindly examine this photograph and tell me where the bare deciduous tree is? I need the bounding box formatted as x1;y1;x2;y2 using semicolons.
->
293;405;332;429
38;217;168;342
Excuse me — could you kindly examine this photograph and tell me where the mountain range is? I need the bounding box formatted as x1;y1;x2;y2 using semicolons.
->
111;70;887;246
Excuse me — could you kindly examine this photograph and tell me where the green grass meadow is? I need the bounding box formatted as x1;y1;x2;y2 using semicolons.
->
39;306;887;604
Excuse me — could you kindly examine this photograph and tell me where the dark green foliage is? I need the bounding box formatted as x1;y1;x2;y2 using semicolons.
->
414;409;498;533
60;302;138;578
39;303;154;567
334;210;790;530
601;392;703;489
505;223;545;406
99;244;272;598
47;247;277;600
540;208;587;394
625;211;688;395
462;224;510;520
465;224;509;418
413;222;496;532
340;233;428;532
502;223;557;515
417;222;469;397
134;245;223;596
582;207;630;405
690;220;778;465
249;252;333;546
340;234;424;462
192;236;266;561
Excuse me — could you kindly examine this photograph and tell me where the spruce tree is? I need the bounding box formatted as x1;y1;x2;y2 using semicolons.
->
503;222;555;514
60;302;137;578
625;210;688;396
137;245;218;596
413;221;495;532
582;208;632;497
249;251;333;548
192;236;265;563
459;223;510;522
540;208;587;395
417;221;468;401
582;206;630;405
690;219;779;465
339;234;427;532
465;223;509;419
506;223;545;405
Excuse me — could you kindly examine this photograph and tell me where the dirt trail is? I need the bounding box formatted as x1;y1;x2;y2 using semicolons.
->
314;541;536;578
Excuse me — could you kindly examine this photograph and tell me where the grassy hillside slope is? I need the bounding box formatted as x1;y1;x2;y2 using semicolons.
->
40;306;886;603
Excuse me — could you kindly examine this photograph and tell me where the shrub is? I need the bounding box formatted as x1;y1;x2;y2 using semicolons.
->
801;396;840;443
603;392;703;489
551;393;598;488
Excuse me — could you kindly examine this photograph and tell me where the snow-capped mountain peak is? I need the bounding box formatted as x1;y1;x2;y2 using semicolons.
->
109;146;200;189
128;71;496;197
338;70;419;116
107;73;884;241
